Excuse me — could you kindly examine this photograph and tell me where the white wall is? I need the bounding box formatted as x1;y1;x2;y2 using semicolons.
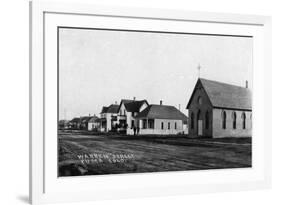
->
138;119;184;135
122;102;149;134
212;109;252;138
100;113;118;131
139;103;149;112
126;112;133;128
119;103;126;116
88;122;99;131
107;113;118;131
106;113;111;131
0;1;279;205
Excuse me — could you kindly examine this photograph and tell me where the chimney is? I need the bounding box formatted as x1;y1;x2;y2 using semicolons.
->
245;80;248;88
160;100;163;105
115;101;117;104
133;97;136;101
89;113;90;116
178;104;181;111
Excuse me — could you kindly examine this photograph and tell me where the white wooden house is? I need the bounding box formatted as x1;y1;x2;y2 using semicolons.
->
80;116;92;130
100;104;119;132
87;115;100;131
117;98;149;134
135;101;188;135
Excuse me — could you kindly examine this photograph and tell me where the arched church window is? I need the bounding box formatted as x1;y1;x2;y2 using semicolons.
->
222;111;226;129
198;96;202;105
191;112;194;129
242;112;246;129
197;109;201;120
232;112;237;129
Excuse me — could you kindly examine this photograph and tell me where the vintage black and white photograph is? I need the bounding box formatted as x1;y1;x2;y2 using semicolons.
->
58;27;252;177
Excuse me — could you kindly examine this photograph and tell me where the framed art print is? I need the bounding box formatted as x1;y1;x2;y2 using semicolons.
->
30;1;271;204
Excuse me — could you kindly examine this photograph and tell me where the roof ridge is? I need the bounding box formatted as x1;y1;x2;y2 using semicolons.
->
135;104;187;120
142;105;152;114
194;78;252;110
109;104;119;106
121;99;133;101
200;78;248;89
150;104;175;107
125;99;147;104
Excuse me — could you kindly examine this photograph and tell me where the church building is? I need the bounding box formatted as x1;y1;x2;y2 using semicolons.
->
186;78;252;138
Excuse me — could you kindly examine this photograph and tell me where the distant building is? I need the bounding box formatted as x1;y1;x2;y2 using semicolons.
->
117;98;149;134
87;115;100;131
80;116;93;130
186;78;252;138
58;120;69;130
100;104;119;132
68;117;81;129
135;101;188;135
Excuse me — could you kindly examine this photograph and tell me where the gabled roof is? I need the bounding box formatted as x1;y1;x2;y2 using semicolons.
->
100;104;119;114
120;99;134;105
117;99;132;113
186;78;252;110
106;104;119;113
118;99;149;113
88;115;99;123
135;104;188;121
100;106;109;114
80;116;93;123
69;117;80;123
124;100;148;112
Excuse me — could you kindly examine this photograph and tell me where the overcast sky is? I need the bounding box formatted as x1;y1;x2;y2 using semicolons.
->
59;28;253;120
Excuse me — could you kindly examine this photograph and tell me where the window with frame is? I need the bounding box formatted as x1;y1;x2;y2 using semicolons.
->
232;112;237;129
222;111;226;129
197;109;201;121
148;119;154;129
198;96;202;105
242;112;246;129
175;122;177;129
161;122;164;130
142;119;147;129
191;112;194;129
168;122;170;130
